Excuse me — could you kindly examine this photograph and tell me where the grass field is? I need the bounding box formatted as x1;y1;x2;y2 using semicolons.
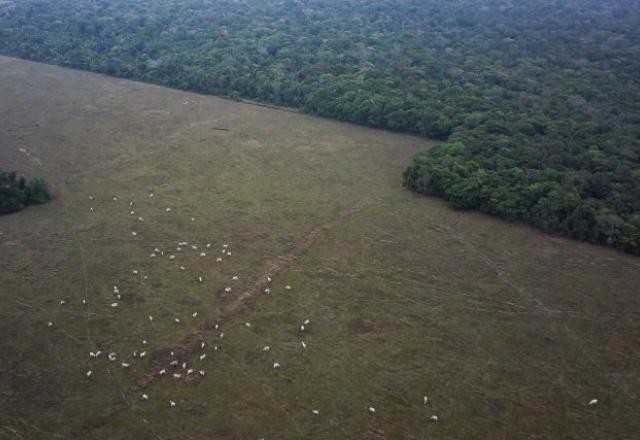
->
1;55;639;440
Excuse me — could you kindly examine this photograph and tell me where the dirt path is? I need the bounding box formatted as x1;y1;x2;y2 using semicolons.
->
125;199;372;396
225;199;372;315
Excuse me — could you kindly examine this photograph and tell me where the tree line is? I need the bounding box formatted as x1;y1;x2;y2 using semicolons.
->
0;0;638;252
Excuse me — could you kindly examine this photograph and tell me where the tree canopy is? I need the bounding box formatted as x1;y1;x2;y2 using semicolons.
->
0;170;51;215
1;0;638;252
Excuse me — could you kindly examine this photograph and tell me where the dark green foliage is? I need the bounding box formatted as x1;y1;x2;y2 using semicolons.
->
403;137;640;253
0;0;639;252
0;171;51;214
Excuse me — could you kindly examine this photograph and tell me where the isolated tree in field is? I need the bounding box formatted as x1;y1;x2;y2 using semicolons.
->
0;170;50;215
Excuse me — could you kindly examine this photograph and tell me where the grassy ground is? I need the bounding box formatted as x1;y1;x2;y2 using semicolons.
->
0;55;639;440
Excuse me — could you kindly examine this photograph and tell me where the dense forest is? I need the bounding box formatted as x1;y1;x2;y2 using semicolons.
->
0;170;50;214
0;0;639;253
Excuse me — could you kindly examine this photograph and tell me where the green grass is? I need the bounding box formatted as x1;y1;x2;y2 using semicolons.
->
0;55;639;439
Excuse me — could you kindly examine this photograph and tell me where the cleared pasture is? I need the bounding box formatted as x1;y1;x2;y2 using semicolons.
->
0;56;639;439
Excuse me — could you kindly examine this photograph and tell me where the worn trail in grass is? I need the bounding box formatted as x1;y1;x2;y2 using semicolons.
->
1;56;639;439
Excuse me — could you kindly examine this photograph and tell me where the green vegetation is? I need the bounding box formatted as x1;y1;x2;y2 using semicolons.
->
0;0;639;252
2;55;640;440
0;170;50;214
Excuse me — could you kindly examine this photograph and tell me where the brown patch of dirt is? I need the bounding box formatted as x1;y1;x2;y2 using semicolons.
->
177;295;202;306
201;318;222;331
214;286;234;300
182;373;205;385
122;291;145;304
148;333;202;366
128;333;203;394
